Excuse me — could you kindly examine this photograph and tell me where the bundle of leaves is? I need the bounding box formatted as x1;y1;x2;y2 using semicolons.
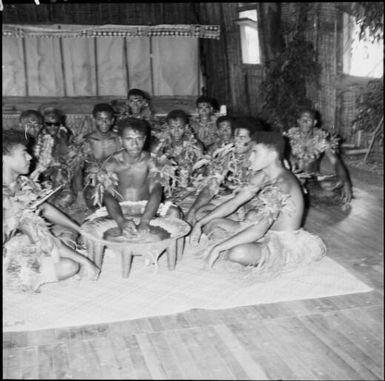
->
246;184;292;221
192;143;251;194
65;139;91;176
85;165;121;208
353;78;384;134
3;177;60;252
261;35;321;130
155;154;178;197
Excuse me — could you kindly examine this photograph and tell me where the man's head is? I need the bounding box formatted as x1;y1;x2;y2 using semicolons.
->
3;130;32;176
231;118;256;154
127;88;148;115
116;118;150;156
249;131;286;172
92;103;115;134
297;108;317;133
216;116;233;144
43;108;64;137
19;110;44;138
196;96;214;118
166;109;189;141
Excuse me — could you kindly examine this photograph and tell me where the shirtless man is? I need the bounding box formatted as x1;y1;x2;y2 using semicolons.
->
152;109;204;192
186;120;255;224
99;118;181;270
190;131;326;276
74;103;121;209
189;96;218;151
285;108;352;208
208;115;234;154
3;130;99;293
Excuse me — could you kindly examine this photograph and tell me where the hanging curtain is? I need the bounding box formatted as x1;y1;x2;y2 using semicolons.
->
2;37;26;95
96;37;127;96
25;37;65;96
61;37;97;96
125;37;152;94
151;37;199;95
2;24;219;97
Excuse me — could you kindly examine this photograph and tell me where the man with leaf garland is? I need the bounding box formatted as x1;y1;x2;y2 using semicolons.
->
186;119;256;224
284;108;353;209
189;131;326;280
92;118;182;269
3;130;100;294
151;109;204;205
71;103;121;211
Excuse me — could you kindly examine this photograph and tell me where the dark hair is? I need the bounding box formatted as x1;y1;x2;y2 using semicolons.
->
252;131;286;158
231;117;256;137
297;108;317;120
196;96;213;107
19;110;43;123
117;118;151;151
166;109;189;124
41;107;66;127
127;88;147;99
3;129;29;156
216;115;233;126
92;103;115;117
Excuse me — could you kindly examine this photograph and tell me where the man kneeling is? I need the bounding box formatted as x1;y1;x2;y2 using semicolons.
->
190;131;326;280
100;118;181;269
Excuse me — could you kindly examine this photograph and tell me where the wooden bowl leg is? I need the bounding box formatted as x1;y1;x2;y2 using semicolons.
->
93;244;105;269
121;249;133;278
167;239;177;271
176;236;185;262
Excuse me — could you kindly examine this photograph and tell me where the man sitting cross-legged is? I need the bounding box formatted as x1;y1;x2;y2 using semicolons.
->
189;131;326;280
3;130;100;294
93;117;182;270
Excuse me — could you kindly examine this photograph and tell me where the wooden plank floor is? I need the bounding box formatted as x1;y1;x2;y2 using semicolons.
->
3;181;384;380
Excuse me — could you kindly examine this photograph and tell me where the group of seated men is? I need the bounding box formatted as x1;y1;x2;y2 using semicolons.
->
3;88;353;293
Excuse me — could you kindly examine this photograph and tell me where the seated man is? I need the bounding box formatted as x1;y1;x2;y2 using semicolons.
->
208;115;234;154
32;107;76;209
151;109;204;200
284;108;353;208
189;96;219;151
186;119;255;224
112;88;153;124
3;130;99;293
96;118;181;269
190;131;326;279
72;103;121;210
18;109;45;175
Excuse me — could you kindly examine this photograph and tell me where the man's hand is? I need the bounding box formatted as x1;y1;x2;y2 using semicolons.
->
120;219;139;237
202;245;221;268
186;209;197;225
137;219;151;232
190;222;202;247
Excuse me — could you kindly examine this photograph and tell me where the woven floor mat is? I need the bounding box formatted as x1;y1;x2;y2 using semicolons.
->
3;248;372;332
